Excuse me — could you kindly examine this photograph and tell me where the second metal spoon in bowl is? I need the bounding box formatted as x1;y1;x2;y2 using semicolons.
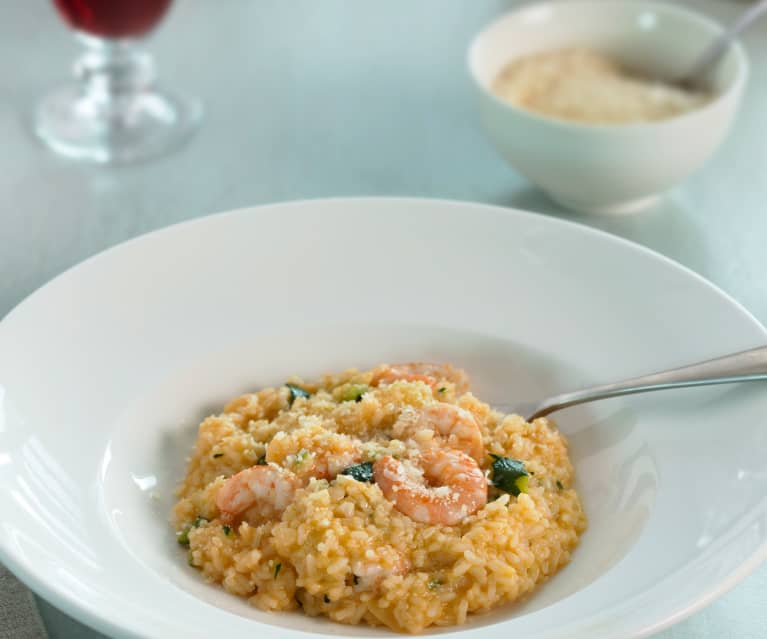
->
679;0;767;88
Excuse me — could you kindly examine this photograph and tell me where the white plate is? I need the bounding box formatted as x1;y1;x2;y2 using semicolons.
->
0;198;765;639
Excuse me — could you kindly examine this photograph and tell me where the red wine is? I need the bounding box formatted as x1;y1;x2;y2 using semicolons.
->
53;0;173;39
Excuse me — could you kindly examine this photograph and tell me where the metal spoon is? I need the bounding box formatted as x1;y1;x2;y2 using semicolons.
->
524;345;767;421
679;0;767;88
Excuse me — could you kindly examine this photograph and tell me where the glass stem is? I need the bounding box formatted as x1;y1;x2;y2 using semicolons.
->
73;34;155;124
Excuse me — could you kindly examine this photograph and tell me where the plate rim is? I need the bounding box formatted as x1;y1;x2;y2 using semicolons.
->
2;196;765;334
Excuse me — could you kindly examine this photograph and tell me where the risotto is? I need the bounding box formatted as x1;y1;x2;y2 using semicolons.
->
172;363;586;632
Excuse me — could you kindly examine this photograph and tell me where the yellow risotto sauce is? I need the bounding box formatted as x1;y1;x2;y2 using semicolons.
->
172;363;586;632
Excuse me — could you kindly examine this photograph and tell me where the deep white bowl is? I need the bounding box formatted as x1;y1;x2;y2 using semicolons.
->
468;1;748;214
1;199;766;638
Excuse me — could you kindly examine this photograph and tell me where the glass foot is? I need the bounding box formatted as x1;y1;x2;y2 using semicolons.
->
34;84;202;164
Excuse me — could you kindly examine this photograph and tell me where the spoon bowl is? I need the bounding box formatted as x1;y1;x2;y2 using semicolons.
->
469;0;749;214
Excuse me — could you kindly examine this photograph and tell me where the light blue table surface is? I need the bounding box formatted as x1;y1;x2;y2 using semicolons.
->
1;1;766;637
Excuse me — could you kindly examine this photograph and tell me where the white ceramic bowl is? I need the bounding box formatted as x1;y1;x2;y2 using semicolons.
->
468;1;749;215
1;199;766;638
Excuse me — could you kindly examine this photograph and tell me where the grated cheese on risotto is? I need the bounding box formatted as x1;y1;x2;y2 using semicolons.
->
172;363;586;632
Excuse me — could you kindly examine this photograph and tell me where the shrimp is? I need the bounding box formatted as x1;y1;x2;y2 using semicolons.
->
393;403;484;462
372;362;470;394
373;449;487;526
215;463;302;526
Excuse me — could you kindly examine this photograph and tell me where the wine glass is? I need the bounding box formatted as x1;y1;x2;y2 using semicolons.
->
35;0;202;164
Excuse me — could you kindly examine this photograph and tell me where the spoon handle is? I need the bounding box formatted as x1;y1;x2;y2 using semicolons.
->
526;345;767;421
682;0;767;85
